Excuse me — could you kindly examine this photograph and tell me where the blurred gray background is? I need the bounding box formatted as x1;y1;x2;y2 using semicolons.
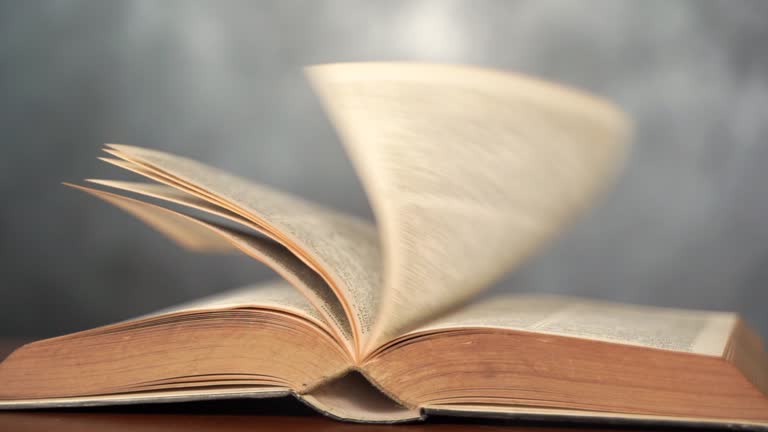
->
1;0;766;340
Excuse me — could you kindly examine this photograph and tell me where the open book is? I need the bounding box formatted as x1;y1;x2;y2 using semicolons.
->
1;63;766;428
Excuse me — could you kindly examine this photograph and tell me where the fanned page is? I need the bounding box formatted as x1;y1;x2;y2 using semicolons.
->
68;183;353;349
97;145;381;357
307;63;631;350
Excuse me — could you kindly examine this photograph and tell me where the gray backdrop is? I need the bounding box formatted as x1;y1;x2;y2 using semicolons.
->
1;0;767;340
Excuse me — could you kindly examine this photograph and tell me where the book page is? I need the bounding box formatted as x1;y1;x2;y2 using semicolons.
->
308;63;631;350
143;280;324;323
69;184;354;348
87;179;255;229
413;293;737;356
84;179;284;244
65;183;236;253
90;161;313;262
101;145;382;355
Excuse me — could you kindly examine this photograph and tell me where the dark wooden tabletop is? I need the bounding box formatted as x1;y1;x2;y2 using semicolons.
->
0;340;696;431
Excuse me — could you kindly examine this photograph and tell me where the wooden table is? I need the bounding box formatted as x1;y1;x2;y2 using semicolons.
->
0;340;683;431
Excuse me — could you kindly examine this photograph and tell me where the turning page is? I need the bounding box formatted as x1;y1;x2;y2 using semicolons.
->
99;145;381;356
71;184;353;349
308;63;631;350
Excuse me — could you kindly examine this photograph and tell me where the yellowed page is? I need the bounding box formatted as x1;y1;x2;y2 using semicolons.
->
92;159;315;263
65;183;235;253
307;62;631;350
86;179;248;225
100;145;381;357
85;179;286;245
69;184;353;348
412;293;737;356
143;280;324;324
